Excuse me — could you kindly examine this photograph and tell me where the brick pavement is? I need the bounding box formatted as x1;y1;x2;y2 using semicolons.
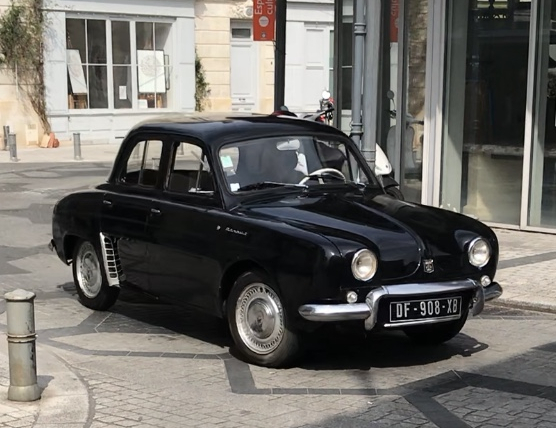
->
0;158;556;426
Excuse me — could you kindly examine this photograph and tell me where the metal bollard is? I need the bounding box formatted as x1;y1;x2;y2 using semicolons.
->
2;125;9;151
178;144;184;155
4;289;41;402
73;133;82;161
8;133;18;162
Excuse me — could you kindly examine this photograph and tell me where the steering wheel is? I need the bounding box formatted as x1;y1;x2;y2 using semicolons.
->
299;168;346;185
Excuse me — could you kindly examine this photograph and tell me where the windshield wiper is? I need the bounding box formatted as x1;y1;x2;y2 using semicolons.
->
236;181;305;192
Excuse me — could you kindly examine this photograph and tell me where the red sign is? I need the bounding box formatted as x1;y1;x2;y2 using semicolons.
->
390;0;399;42
253;0;276;42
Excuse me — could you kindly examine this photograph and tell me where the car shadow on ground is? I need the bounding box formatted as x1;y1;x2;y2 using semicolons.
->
58;283;489;370
297;324;488;371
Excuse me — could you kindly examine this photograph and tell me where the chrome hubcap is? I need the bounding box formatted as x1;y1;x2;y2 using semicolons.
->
236;283;284;355
76;242;102;299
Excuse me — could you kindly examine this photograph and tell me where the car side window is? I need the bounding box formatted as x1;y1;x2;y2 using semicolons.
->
166;142;215;195
121;140;164;187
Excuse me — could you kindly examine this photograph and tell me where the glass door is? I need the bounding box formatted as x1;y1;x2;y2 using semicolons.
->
379;0;429;203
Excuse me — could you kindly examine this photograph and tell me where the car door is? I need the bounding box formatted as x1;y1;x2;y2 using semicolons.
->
100;136;167;293
147;139;224;314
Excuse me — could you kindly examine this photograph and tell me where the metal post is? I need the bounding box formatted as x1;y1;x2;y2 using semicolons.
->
4;289;41;402
2;126;9;151
361;1;382;173
351;0;366;178
273;0;287;110
8;133;18;162
351;0;366;143
73;133;82;161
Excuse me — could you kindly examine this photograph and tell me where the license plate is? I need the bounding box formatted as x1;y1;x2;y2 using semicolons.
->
389;296;462;323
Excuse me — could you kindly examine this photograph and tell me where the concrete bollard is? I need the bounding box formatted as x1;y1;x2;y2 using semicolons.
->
8;133;18;162
73;133;82;161
4;289;41;402
2;125;9;151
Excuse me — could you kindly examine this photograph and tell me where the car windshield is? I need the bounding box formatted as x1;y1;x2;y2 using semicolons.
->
218;135;377;193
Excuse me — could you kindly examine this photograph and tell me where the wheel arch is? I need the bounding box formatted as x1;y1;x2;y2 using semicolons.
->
219;259;274;315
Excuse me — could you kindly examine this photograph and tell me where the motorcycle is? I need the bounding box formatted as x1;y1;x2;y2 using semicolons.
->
302;90;404;200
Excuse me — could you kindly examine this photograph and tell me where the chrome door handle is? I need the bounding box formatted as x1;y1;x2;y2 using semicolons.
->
103;200;112;206
150;208;161;215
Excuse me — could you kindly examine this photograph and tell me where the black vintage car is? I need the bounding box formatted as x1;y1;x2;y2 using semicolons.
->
49;113;502;367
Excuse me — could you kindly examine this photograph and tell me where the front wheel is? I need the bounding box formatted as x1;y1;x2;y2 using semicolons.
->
403;311;468;345
227;270;301;367
385;186;404;200
72;239;119;311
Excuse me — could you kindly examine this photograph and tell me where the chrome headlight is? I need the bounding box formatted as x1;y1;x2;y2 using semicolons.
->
468;237;491;268
351;249;378;281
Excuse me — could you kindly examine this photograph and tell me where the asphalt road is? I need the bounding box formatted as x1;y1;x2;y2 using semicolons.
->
1;162;556;428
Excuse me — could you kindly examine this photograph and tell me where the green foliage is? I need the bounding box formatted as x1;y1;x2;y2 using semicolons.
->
0;0;49;133
195;51;209;112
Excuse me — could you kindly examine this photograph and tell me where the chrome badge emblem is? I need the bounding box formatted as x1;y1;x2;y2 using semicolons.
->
423;259;434;274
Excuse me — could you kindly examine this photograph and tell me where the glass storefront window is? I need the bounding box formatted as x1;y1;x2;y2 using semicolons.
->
528;0;556;228
440;0;531;225
66;18;173;111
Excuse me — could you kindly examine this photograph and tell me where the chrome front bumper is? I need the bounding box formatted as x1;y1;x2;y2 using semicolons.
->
298;279;503;331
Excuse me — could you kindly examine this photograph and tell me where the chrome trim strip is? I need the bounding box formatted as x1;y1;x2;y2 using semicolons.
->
298;279;504;330
383;314;462;328
298;303;370;322
99;232;124;287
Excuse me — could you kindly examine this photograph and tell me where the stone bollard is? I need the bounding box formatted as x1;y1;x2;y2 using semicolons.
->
2;125;9;151
8;133;18;162
4;289;41;402
73;132;82;161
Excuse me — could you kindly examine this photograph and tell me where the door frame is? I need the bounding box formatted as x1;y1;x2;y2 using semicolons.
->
230;19;259;111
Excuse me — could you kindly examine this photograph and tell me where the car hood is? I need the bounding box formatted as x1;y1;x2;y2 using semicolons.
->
237;190;496;282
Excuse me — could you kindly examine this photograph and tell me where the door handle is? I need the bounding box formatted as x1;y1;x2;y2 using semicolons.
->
103;199;112;206
150;208;161;215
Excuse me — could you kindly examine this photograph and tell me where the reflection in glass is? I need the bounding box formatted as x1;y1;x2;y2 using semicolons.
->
529;0;556;227
400;0;428;203
87;20;106;64
440;0;530;224
88;65;108;108
136;22;154;50
112;21;130;65
113;65;132;109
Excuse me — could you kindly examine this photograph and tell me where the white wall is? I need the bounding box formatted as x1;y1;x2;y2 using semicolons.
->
285;2;334;114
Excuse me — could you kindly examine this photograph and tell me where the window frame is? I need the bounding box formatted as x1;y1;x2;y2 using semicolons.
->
64;14;175;113
161;137;223;209
114;134;170;196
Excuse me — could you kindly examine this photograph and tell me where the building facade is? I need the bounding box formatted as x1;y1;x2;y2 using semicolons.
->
195;0;334;115
1;0;334;145
333;0;556;234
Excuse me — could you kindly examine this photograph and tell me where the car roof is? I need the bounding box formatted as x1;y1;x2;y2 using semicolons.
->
129;112;348;147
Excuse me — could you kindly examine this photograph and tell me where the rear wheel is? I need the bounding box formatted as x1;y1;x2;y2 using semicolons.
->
72;239;119;311
227;270;301;367
403;311;468;345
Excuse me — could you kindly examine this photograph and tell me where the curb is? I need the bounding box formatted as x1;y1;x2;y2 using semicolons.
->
0;337;91;427
487;298;556;316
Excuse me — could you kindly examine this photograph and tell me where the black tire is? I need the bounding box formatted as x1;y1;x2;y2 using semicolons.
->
227;270;301;368
72;238;119;311
385;186;405;200
403;311;468;345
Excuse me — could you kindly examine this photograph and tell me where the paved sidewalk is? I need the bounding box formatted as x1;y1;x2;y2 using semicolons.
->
0;143;120;164
0;330;90;427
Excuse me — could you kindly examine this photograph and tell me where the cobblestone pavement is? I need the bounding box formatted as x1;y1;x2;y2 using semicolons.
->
0;161;556;427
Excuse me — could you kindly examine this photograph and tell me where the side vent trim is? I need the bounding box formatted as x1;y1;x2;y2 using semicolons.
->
99;232;125;287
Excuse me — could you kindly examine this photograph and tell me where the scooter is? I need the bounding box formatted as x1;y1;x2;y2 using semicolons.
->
302;90;404;200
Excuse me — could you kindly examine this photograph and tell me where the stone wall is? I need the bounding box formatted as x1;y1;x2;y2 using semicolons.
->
0;1;42;146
